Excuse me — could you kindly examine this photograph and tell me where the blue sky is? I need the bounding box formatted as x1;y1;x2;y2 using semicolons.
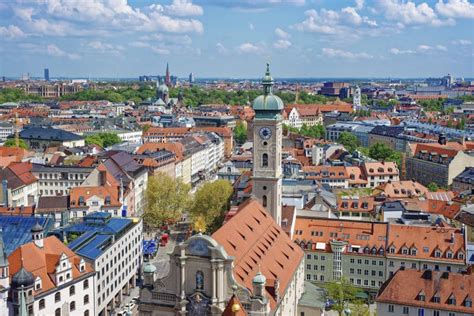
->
0;0;473;78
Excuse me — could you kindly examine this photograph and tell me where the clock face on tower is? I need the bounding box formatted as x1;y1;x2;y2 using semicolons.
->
259;127;272;140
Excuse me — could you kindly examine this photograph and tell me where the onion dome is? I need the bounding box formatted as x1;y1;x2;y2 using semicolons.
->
252;63;284;113
252;271;266;285
30;222;43;233
143;262;157;274
12;267;35;288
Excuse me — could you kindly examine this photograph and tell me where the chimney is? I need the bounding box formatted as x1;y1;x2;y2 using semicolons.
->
438;133;447;145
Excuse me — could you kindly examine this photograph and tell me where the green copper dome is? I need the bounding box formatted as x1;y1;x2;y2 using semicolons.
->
252;63;283;112
252;271;266;285
143;262;157;274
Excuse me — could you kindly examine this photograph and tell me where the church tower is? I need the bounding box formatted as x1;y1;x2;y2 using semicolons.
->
251;64;283;225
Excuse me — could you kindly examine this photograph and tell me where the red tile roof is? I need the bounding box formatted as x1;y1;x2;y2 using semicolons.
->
377;269;474;314
212;199;304;310
8;236;94;295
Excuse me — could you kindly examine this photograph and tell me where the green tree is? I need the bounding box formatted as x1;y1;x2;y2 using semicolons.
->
144;173;191;228
189;180;233;233
234;121;248;144
85;132;122;148
324;278;359;316
338;132;360;152
427;182;439;192
367;142;402;166
4;138;28;149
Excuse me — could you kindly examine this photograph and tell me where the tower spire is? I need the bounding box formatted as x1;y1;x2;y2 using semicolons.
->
165;62;170;87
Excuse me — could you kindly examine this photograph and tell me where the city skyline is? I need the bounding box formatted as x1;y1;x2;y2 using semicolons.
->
1;0;473;78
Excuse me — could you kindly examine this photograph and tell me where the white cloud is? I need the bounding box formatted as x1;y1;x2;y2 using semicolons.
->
237;42;263;54
273;39;292;49
390;44;449;54
452;39;472;45
275;27;291;39
151;47;171;55
0;25;25;38
378;0;455;26
355;0;364;10
165;0;204;17
216;42;228;54
390;48;416;54
87;41;125;55
322;48;373;59
129;41;150;48
293;6;377;36
10;0;204;36
46;44;80;60
436;0;474;18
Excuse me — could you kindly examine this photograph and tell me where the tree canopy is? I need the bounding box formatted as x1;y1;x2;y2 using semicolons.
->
143;173;191;228
427;182;439;192
3;138;28;149
85;132;122;148
0;88;44;103
188;180;233;233
234;121;248;144
338;131;359;152
324;278;360;316
367;142;402;166
282;123;325;139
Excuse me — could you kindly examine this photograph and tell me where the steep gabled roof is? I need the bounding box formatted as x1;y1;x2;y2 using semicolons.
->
212;199;304;311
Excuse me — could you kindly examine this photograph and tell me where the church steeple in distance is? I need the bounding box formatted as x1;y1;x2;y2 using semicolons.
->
165;62;171;87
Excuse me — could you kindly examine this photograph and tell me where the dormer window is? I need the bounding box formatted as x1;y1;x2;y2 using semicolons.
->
417;291;425;301
378;167;384;173
446;251;453;259
458;252;465;260
448;294;456;305
104;196;111;205
78;196;85;206
79;259;85;272
388;168;393;172
35;276;42;290
388;246;395;254
434;250;441;258
364;247;370;254
369;168;374;173
402;247;408;255
464;297;472;308
379;247;385;255
411;248;417;256
432;292;440;303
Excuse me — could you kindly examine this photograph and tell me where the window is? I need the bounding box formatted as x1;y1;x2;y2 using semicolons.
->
70;285;75;296
84;311;89;316
448;295;456;305
307;264;311;270
306;274;311;280
464;297;472;307
448;313;455;316
432;294;440;303
195;271;204;290
83;279;89;289
39;299;45;310
262;195;267;207
84;295;89;305
433;311;440;316
70;301;76;311
262;153;268;167
55;308;61;316
418;308;425;316
388;304;394;313
55;292;61;302
403;306;409;314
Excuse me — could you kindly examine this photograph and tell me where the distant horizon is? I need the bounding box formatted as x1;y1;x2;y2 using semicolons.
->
1;1;473;78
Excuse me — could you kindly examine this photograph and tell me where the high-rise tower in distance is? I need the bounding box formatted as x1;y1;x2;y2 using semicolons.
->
44;68;49;81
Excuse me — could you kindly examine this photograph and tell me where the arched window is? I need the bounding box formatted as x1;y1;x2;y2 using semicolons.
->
83;279;89;289
70;301;76;311
196;271;204;290
84;295;89;304
39;299;45;310
55;308;61;316
262;195;267;207
69;285;75;296
84;311;89;316
55;292;61;302
262;153;268;167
